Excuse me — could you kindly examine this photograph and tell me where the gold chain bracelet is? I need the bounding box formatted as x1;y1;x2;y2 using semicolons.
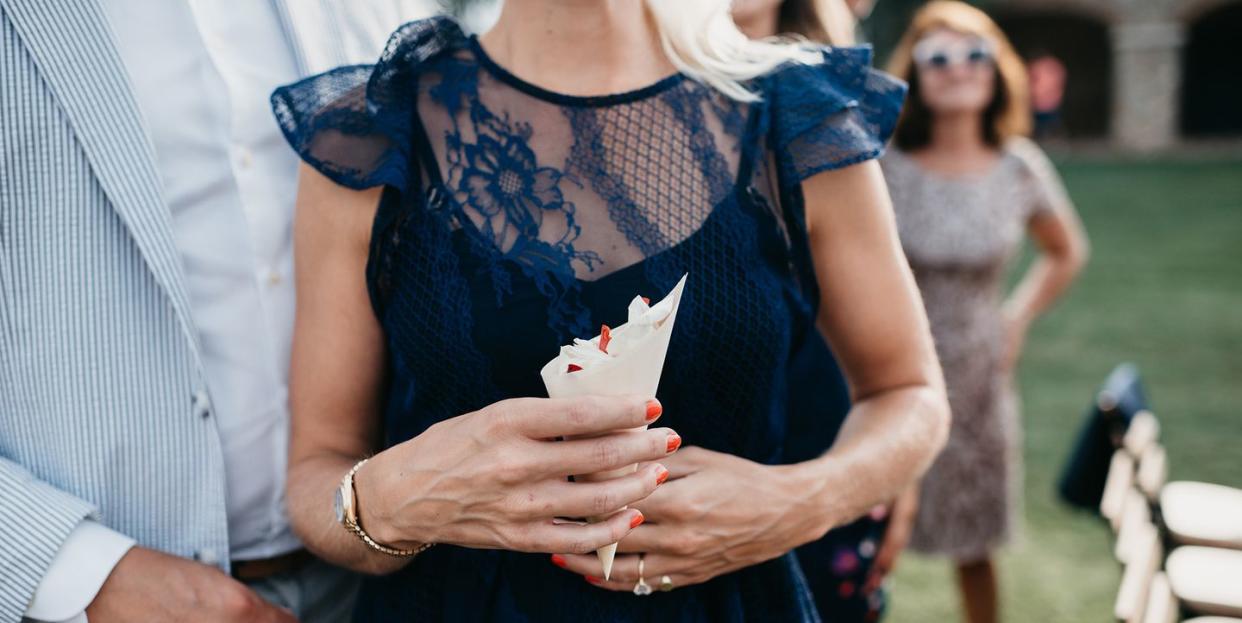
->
339;458;435;558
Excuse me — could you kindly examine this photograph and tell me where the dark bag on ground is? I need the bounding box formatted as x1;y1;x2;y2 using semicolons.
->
1057;363;1149;511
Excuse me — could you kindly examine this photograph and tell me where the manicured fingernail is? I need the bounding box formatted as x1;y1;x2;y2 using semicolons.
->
566;364;583;373
666;433;682;453
655;465;670;485
645;399;662;422
629;511;645;529
551;554;567;568
598;325;612;353
585;575;602;584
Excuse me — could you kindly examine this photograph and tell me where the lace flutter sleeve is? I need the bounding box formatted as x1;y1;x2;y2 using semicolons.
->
767;45;907;184
271;17;465;192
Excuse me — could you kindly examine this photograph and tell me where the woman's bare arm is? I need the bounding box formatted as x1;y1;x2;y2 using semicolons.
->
1003;202;1089;333
284;163;403;574
792;160;951;527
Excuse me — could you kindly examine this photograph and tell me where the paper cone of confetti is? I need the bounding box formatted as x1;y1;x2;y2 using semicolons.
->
540;274;687;579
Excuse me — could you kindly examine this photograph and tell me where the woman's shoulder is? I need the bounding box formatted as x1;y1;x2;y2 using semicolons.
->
1001;135;1045;160
373;15;472;73
999;136;1073;214
877;146;918;183
879;145;912;166
273;14;471;105
758;44;906;119
362;14;471;82
999;136;1062;184
270;16;473;192
760;44;902;95
759;44;908;183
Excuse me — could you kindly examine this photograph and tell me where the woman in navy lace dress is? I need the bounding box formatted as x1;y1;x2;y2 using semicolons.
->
273;2;949;621
733;1;922;619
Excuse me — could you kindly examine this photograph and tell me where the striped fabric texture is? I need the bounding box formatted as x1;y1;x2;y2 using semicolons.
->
0;0;430;619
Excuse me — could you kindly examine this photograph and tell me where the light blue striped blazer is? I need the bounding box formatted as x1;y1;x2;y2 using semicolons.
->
0;0;430;619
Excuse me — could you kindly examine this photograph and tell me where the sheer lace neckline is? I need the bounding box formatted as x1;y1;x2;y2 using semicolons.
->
467;35;686;108
271;14;908;338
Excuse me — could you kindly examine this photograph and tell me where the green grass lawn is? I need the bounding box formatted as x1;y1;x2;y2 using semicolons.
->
886;157;1242;622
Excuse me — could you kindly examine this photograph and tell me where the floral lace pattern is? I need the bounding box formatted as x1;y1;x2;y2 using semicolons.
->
432;59;603;334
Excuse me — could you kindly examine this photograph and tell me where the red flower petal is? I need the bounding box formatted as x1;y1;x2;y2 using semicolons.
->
599;325;612;354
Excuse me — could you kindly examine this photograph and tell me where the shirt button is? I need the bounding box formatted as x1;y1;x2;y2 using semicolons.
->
192;389;211;419
194;548;219;565
266;270;283;287
236;147;254;169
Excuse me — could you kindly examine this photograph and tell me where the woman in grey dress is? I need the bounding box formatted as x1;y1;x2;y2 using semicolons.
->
881;3;1090;622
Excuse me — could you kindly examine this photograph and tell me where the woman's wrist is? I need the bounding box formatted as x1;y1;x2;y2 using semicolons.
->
1001;300;1033;329
774;458;846;544
352;453;426;550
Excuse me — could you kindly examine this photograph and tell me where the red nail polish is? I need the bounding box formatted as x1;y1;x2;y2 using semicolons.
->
645;400;662;422
666;433;682;453
629;511;645;529
585;575;602;584
566;364;583;373
551;554;567;568
598;325;612;353
656;466;670;485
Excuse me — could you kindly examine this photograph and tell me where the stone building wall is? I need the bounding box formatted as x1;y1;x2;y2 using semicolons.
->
991;0;1237;150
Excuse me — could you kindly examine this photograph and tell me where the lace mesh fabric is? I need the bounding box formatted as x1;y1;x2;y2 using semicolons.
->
272;16;904;623
413;43;753;340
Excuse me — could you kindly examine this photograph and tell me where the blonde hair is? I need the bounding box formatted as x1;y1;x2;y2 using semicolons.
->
886;1;1032;148
644;0;825;101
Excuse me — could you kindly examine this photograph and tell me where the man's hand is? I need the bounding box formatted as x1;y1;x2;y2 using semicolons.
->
85;547;297;623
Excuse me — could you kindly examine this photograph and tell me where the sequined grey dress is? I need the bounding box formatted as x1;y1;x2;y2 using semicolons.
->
880;137;1071;561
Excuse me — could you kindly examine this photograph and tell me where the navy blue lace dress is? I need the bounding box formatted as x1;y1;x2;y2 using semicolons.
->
272;16;904;623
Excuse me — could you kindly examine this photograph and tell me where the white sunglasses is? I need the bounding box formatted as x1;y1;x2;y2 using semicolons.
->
913;38;996;70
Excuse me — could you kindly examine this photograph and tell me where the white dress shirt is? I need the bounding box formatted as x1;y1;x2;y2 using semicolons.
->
27;1;305;620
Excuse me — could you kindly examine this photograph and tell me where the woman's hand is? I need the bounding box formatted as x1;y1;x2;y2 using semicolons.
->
1000;306;1030;372
864;485;919;593
551;446;830;590
355;395;680;556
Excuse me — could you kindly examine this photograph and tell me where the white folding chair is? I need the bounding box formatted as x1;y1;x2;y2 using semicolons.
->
1166;547;1242;618
1144;572;1180;623
1104;450;1138;532
1117;523;1164;623
1118;487;1154;563
1162;483;1242;551
1120;411;1242;551
1125;410;1161;458
1138;444;1168;501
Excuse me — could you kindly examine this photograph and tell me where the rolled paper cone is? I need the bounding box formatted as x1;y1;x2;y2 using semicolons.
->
573;463;638;580
540;274;688;581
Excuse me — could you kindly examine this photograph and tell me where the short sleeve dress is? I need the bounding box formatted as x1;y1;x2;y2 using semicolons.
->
880;138;1070;562
272;16;905;622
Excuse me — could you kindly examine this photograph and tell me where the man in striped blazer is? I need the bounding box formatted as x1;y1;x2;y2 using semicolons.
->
0;1;435;621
